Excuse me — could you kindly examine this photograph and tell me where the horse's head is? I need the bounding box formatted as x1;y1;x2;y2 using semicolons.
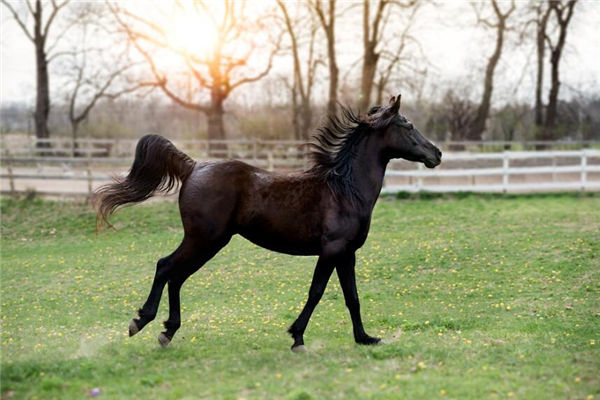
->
369;95;442;168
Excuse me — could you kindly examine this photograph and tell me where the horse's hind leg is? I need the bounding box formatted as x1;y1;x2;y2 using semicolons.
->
129;238;201;336
129;252;176;336
158;236;231;347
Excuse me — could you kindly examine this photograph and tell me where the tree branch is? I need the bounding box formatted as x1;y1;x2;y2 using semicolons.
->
1;0;34;42
227;37;280;94
46;16;80;61
42;0;70;44
131;33;209;112
110;6;208;112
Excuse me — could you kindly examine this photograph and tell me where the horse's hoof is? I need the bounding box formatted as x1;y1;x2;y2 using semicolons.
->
129;319;139;337
291;344;307;353
356;336;381;345
158;332;171;348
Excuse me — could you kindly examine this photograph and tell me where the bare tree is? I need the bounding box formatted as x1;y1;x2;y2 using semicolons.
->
372;3;424;106
443;89;477;143
359;0;418;111
59;5;141;155
311;0;338;116
277;1;321;140
1;0;72;143
66;60;133;155
544;0;577;134
110;1;279;147
531;1;553;127
469;0;515;140
360;0;388;111
64;59;140;155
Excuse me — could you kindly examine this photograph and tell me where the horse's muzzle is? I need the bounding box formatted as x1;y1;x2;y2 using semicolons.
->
424;147;442;169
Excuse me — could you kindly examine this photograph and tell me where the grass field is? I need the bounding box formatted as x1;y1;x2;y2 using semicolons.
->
1;194;599;399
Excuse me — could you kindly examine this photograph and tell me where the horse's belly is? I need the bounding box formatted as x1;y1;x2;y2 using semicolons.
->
238;225;321;256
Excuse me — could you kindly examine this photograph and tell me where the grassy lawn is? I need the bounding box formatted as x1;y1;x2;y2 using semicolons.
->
1;194;599;399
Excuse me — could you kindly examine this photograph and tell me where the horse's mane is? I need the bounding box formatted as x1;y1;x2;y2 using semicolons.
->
307;103;400;203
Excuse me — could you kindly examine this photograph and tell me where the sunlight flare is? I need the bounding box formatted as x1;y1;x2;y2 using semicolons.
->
165;8;218;59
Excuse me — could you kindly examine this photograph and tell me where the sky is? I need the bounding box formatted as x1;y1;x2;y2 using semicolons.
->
1;0;599;108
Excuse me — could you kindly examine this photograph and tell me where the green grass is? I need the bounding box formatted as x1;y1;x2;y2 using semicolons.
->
1;195;599;399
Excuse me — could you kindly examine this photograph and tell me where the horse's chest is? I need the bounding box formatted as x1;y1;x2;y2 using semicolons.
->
324;212;372;251
350;217;372;248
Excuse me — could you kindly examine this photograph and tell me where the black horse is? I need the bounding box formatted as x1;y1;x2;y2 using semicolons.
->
95;95;441;351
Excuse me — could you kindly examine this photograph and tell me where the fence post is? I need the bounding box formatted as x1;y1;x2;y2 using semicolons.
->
416;163;423;191
551;154;557;183
267;151;274;172
502;151;509;193
4;148;15;195
581;150;587;192
252;139;258;161
87;152;93;196
28;135;34;157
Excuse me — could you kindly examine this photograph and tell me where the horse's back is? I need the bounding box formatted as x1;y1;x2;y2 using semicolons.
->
178;160;326;255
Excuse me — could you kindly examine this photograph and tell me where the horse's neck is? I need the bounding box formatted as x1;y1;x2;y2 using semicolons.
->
351;136;388;210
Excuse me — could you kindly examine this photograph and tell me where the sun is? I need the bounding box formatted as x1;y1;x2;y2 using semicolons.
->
164;8;218;60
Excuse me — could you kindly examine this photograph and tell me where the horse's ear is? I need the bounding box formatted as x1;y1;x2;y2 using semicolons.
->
390;94;401;114
388;96;396;105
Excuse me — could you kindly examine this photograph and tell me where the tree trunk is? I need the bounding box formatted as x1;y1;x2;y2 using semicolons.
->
326;38;338;116
535;24;547;144
325;0;338;117
291;84;301;140
35;49;50;141
300;101;312;140
360;44;378;112
545;55;560;130
34;3;50;148
535;8;549;127
544;0;577;139
207;88;226;156
469;20;505;141
534;4;551;147
359;0;377;112
312;0;338;116
71;121;80;157
375;78;384;106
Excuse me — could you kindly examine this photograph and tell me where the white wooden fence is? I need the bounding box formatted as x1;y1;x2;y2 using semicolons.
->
383;150;600;193
1;139;599;196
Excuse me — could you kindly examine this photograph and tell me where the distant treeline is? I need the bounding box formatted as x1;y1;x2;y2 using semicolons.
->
2;0;596;146
2;91;599;142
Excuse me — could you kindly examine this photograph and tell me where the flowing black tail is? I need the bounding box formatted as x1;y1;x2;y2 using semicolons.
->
95;134;195;228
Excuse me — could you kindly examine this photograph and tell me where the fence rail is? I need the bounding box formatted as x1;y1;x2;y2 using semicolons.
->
1;138;599;196
384;149;600;193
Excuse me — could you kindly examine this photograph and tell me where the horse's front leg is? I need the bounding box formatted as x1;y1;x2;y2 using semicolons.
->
288;256;335;351
336;252;380;345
